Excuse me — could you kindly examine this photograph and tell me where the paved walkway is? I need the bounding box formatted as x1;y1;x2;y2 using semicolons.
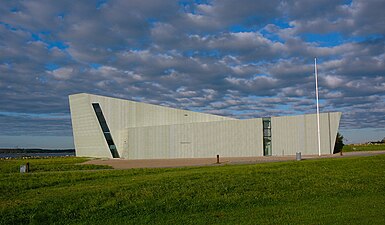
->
82;150;385;169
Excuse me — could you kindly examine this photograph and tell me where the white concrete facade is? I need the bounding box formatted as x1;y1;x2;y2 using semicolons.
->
69;93;341;159
124;119;263;159
271;113;341;156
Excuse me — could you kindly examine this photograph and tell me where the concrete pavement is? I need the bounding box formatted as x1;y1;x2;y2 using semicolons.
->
82;150;385;169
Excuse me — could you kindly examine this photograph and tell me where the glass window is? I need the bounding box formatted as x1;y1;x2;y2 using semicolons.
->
92;103;120;158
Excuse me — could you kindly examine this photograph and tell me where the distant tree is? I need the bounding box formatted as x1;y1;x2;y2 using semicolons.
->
333;132;344;154
381;137;385;143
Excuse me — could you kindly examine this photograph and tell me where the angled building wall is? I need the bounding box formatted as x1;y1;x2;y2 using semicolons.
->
69;94;110;158
69;93;235;158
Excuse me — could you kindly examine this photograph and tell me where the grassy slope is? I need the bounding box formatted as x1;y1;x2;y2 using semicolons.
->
1;156;385;225
343;143;385;152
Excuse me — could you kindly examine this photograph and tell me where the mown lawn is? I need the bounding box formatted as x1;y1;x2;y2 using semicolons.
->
1;155;385;225
343;143;385;152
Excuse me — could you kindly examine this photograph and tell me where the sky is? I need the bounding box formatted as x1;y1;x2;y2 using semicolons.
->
0;0;384;148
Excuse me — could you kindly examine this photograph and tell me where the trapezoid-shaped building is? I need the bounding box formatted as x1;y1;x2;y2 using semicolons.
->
69;93;341;159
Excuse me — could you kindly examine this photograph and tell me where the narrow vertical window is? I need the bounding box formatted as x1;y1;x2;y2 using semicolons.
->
263;118;272;156
92;103;120;158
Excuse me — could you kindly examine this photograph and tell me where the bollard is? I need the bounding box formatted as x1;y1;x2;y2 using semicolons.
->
216;155;220;164
20;165;26;173
296;152;301;161
20;163;30;173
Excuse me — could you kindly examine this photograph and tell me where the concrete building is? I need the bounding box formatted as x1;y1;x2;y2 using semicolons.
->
69;93;341;159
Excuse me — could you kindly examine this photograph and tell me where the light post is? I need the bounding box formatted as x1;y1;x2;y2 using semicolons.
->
315;58;321;156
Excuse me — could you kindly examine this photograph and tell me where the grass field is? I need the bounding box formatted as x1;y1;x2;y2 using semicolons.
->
342;143;385;152
1;155;385;225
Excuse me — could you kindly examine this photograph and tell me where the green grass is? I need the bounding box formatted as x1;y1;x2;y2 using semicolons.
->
1;156;385;224
0;157;111;174
342;143;385;152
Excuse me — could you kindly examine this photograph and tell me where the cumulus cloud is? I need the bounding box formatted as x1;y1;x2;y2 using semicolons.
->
48;67;73;80
0;0;384;141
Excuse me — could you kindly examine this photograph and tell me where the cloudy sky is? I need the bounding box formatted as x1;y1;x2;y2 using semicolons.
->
1;0;384;148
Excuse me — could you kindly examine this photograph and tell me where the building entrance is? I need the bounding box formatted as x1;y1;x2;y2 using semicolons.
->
263;118;272;156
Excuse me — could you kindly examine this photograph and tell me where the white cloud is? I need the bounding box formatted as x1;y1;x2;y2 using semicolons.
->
323;75;345;88
48;67;73;80
1;0;385;139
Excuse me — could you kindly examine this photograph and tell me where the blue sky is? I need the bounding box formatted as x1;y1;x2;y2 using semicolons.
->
0;0;384;148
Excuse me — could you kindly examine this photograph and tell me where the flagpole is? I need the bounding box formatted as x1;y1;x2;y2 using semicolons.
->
315;58;321;156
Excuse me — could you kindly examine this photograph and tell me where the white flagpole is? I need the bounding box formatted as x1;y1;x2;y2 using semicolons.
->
315;58;321;156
